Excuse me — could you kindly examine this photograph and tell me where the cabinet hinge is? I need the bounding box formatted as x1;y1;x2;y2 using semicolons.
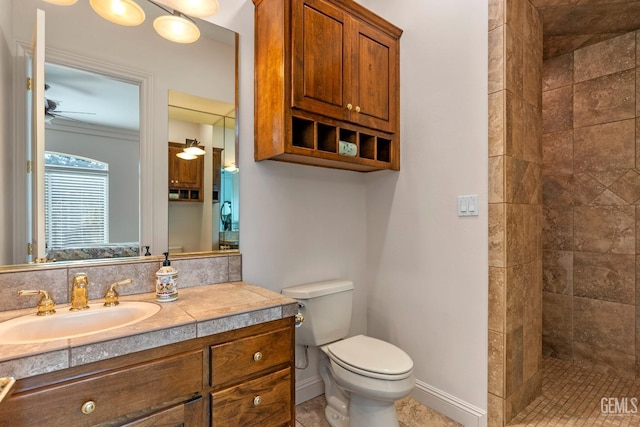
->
26;77;32;91
27;242;33;255
27;160;32;173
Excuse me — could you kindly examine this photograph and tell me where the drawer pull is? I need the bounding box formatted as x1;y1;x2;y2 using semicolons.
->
81;400;96;415
253;395;262;406
253;351;263;362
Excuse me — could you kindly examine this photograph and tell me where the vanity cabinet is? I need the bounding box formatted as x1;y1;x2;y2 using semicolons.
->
169;142;204;202
253;0;402;171
0;318;295;427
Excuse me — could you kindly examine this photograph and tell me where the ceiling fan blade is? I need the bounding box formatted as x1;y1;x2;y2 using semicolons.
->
52;111;96;115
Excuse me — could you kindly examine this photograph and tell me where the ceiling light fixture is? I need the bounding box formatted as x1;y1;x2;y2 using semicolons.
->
43;0;78;5
49;0;216;44
168;0;219;18
153;11;200;44
89;0;146;26
183;138;206;155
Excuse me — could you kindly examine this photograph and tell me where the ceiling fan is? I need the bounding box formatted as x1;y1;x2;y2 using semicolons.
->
44;83;96;124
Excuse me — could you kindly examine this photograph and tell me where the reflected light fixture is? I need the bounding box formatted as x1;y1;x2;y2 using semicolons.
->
43;0;78;5
49;0;217;44
153;11;200;44
183;138;206;155
90;0;146;26
224;163;239;173
176;151;197;160
168;0;219;18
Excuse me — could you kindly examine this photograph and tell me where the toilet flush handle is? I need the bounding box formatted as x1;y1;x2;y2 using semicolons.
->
294;303;305;328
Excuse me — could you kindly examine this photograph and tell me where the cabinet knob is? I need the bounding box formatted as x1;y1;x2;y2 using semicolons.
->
253;351;263;362
346;103;353;111
253;396;262;406
81;400;96;415
355;105;361;113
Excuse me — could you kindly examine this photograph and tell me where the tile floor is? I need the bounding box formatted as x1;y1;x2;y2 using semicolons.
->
509;356;640;426
295;394;461;427
297;356;640;427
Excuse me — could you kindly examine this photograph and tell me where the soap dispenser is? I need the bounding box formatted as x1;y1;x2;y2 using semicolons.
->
155;252;178;302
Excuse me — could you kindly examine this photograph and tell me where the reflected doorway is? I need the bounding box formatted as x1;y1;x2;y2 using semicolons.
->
167;90;237;253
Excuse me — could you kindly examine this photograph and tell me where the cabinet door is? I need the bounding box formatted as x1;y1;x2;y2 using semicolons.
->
120;403;185;426
120;396;205;427
168;143;203;190
350;20;399;133
212;148;222;203
292;0;354;122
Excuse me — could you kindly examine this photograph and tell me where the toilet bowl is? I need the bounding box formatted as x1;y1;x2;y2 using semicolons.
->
320;335;415;427
281;280;415;427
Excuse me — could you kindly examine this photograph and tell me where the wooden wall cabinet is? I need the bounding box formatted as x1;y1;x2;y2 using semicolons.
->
254;0;402;172
0;318;295;427
169;142;204;202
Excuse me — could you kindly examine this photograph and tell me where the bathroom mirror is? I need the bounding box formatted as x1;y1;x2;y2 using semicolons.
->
0;0;237;267
167;90;238;253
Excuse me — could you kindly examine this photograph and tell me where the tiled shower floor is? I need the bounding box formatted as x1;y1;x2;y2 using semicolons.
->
509;356;640;426
295;394;461;427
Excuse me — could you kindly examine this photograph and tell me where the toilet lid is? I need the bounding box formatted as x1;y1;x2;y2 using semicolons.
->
327;335;413;379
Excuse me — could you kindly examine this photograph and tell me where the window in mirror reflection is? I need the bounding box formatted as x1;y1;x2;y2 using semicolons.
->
44;152;126;260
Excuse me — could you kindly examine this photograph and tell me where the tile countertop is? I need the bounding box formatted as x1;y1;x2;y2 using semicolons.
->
0;282;298;380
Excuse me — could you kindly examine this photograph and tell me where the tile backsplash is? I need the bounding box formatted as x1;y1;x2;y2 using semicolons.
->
0;253;241;312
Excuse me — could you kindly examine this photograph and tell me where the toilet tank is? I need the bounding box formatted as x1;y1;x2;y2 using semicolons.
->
281;279;354;346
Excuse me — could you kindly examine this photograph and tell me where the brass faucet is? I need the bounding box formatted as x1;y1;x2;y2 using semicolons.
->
70;273;90;311
17;289;56;316
103;279;133;307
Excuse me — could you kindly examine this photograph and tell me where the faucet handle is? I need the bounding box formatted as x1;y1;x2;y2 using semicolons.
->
103;279;133;307
18;289;56;316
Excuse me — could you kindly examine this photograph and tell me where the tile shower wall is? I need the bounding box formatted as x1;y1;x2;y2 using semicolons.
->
488;0;543;425
0;253;242;313
541;32;639;379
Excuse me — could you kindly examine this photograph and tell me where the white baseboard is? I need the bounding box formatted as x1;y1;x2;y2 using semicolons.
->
294;376;487;427
295;374;325;405
412;380;487;427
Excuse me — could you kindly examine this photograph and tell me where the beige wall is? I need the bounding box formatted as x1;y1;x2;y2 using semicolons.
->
542;31;640;379
0;0;14;265
488;0;543;424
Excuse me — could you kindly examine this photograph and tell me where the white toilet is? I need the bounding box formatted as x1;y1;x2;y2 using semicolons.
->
282;279;415;427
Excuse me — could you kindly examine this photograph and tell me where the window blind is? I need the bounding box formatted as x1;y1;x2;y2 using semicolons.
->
45;165;109;249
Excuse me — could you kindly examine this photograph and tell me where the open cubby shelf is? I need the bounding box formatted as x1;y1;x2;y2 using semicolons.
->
291;116;392;164
169;188;201;202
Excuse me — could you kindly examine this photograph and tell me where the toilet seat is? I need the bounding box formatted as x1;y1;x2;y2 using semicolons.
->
326;335;413;380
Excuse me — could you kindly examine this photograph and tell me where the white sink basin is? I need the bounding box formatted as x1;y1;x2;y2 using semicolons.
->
0;301;161;344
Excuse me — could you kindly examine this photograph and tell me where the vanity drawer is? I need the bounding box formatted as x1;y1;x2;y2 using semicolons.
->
210;326;292;386
211;367;291;427
2;349;203;427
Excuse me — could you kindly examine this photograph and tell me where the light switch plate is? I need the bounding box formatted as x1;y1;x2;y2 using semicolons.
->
457;195;479;217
